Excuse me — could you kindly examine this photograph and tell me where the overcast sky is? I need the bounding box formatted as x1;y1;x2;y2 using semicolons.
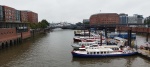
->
0;0;150;23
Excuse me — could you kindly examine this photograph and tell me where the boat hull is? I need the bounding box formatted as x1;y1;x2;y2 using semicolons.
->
71;52;138;58
73;38;82;42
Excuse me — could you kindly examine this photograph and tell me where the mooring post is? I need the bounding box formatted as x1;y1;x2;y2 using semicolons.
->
89;28;91;37
146;33;149;42
105;27;107;38
128;29;132;47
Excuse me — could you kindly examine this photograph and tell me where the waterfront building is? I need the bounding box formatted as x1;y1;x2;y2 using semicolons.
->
119;13;128;24
16;10;21;22
90;13;119;25
27;11;38;23
0;5;36;49
20;11;28;23
0;5;3;21
3;5;16;22
0;5;38;23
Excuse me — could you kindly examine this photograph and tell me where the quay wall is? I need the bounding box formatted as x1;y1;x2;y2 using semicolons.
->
0;28;31;49
22;30;31;39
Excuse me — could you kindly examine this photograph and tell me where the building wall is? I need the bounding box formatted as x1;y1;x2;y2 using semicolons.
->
0;28;17;42
20;11;28;23
0;5;3;21
22;29;31;39
27;11;38;23
119;13;128;24
90;13;119;25
16;10;21;22
128;14;143;24
3;5;16;22
128;16;137;23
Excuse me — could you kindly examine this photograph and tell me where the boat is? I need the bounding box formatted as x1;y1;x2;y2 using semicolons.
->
108;32;136;39
73;36;105;42
74;30;90;36
71;45;138;58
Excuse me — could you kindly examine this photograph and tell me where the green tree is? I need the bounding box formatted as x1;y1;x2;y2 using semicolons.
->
41;19;49;26
76;22;82;26
83;21;90;25
29;19;49;29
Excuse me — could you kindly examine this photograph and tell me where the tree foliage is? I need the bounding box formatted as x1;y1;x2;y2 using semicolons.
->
29;19;49;29
83;21;90;25
76;22;82;26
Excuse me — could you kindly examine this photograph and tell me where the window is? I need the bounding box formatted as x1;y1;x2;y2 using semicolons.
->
104;51;106;54
94;52;96;54
87;52;89;54
97;52;99;54
101;52;103;54
90;52;92;54
107;52;109;53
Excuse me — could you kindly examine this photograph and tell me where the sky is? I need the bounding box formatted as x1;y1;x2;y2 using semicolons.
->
0;0;150;23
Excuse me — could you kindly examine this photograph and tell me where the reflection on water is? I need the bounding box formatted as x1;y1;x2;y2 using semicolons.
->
72;56;150;67
0;29;150;67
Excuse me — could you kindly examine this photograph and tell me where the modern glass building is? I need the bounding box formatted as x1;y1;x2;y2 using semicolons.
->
119;13;128;24
16;10;21;22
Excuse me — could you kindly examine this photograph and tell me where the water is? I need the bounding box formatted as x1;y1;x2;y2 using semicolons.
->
0;28;150;67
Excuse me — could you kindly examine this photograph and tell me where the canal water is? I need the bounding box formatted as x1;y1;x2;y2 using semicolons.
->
0;28;150;67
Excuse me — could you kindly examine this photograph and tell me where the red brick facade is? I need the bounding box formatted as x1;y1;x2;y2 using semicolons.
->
0;28;31;43
20;11;28;23
3;6;16;22
0;5;38;23
22;29;31;39
90;13;119;25
27;11;38;23
0;28;17;42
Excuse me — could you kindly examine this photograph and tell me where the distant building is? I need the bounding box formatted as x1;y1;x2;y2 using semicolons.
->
83;19;89;23
128;14;144;27
119;13;128;24
128;14;143;24
90;13;119;25
144;16;150;27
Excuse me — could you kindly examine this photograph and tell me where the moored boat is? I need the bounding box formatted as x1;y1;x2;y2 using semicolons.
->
71;45;138;58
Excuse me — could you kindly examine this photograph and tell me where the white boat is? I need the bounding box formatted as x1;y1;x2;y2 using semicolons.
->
71;45;138;58
73;36;105;42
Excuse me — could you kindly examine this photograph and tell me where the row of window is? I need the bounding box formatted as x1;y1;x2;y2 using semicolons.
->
1;31;14;35
87;51;113;55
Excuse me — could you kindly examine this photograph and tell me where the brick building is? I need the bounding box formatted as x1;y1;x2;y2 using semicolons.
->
0;5;3;21
2;5;17;22
20;11;28;23
27;11;38;23
0;5;38;23
0;5;35;49
90;13;119;25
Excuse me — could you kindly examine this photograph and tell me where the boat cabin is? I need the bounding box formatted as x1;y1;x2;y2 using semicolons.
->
86;48;113;55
